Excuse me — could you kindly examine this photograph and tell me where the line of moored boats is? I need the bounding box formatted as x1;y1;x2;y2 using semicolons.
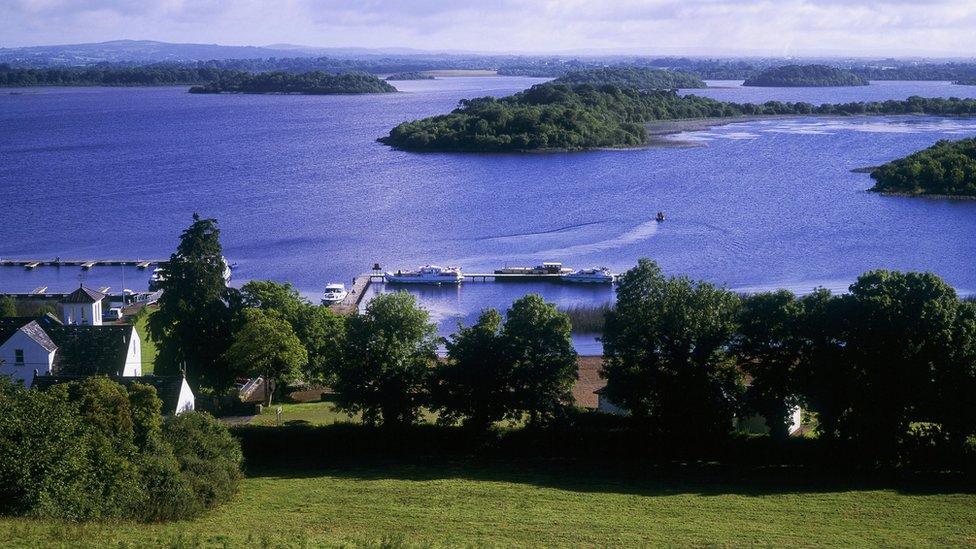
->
322;262;614;304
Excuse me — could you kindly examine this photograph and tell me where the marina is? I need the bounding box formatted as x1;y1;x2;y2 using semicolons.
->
0;258;167;269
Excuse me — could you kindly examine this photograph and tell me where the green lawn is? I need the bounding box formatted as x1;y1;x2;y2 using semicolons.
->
1;460;973;547
249;401;359;426
132;306;157;375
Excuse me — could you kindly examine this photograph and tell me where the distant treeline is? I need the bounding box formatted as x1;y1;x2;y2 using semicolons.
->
385;72;435;81
744;65;869;87
381;79;976;152
870;137;976;197
553;67;705;89
0;64;237;87
188;71;397;94
957;77;976;86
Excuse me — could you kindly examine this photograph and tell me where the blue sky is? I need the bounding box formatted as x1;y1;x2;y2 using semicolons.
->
2;0;975;57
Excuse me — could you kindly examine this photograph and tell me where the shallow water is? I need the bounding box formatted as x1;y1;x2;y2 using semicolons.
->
2;78;975;349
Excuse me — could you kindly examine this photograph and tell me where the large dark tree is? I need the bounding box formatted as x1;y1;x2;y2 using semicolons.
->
332;292;438;426
148;214;234;392
733;290;805;439
431;308;512;430
601;259;743;439
225;309;307;404
800;271;967;460
503;295;578;425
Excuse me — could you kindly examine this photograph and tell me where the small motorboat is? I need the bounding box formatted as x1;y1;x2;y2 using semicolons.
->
562;267;615;284
385;265;463;284
656;211;666;222
321;283;348;304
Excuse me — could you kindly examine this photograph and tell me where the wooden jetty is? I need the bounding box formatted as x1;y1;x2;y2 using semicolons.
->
329;274;374;315
0;258;167;269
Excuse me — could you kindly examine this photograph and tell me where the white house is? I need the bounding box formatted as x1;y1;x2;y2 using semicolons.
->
0;310;141;388
60;285;105;326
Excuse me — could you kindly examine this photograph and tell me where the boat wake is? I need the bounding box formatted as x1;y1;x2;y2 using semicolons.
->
474;220;608;241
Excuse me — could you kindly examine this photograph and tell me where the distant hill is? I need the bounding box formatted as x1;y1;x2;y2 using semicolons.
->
0;40;320;65
744;65;869;87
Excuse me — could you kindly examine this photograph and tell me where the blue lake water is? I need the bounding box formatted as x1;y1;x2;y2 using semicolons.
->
2;78;976;352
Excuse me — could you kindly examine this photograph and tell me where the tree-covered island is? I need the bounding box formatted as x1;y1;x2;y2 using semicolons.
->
385;72;435;80
743;64;870;87
956;77;976;86
552;67;706;90
870;137;976;197
380;77;976;152
188;71;397;94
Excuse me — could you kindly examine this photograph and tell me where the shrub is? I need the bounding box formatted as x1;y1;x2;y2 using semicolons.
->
162;412;243;510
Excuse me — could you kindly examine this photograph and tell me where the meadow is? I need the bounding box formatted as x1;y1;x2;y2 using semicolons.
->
1;457;972;547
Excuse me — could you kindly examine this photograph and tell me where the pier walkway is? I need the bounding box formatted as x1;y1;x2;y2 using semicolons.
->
0;258;167;269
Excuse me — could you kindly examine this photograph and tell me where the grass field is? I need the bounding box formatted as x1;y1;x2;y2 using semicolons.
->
0;459;973;547
132;306;157;374
250;401;358;426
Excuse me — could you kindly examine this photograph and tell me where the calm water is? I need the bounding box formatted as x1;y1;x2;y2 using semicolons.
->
2;78;976;351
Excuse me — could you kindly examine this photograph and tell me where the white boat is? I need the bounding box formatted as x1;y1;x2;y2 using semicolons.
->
148;255;232;290
321;283;348;304
562;267;615;284
385;265;463;284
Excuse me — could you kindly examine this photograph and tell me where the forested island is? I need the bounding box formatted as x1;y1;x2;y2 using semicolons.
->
380;78;976;152
188;71;397;94
743;65;869;87
552;67;705;90
870;137;976;197
385;72;435;80
956;78;976;86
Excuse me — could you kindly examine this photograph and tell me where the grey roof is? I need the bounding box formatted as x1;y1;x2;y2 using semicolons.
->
31;374;189;415
61;286;106;304
46;325;134;376
20;321;58;353
0;317;34;345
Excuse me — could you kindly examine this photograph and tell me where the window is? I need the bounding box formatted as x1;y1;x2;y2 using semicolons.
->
14;349;24;366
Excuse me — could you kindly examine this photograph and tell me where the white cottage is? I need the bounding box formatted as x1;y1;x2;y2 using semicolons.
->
0;312;141;388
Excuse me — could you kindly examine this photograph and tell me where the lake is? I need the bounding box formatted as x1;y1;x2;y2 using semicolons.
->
2;78;976;352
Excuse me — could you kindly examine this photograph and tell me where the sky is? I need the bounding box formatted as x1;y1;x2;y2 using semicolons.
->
2;0;975;57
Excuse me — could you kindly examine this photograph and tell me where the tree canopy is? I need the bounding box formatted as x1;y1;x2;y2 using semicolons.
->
188;71;397;94
148;214;234;392
331;292;439;426
743;64;869;87
870;137;976;197
553;67;705;90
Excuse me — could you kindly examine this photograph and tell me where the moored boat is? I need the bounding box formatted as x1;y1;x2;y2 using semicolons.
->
321;283;348;304
562;267;615;284
385;265;463;284
494;261;572;276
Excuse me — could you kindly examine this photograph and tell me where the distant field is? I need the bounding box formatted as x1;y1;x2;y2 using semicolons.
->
249;400;358;426
132;306;157;374
1;460;973;547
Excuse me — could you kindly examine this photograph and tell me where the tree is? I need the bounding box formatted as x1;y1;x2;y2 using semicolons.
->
225;308;307;404
432;309;512;430
0;296;16;317
733;290;805;439
238;280;345;383
802;270;963;460
601;259;742;440
333;292;438;426
503;295;578;425
149;214;234;392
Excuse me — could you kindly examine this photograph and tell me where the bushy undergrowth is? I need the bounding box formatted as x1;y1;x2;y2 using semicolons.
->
0;378;242;522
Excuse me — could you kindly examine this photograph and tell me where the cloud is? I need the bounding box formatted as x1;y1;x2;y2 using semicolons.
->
1;0;974;57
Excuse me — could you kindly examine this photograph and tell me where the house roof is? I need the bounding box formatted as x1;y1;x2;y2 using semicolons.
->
20;321;58;353
0;317;35;345
45;325;134;376
61;285;106;304
31;374;189;415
